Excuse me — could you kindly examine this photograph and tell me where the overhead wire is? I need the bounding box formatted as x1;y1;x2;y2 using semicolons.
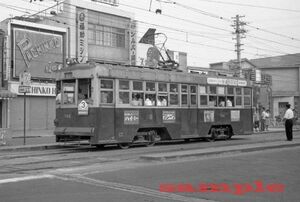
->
2;0;299;60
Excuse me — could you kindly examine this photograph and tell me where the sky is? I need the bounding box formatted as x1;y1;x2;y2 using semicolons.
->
1;0;300;67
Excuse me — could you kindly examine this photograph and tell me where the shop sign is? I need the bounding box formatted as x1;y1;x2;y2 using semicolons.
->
162;111;176;123
78;100;89;115
207;78;247;86
124;110;139;125
77;9;88;63
10;82;56;97
13;28;63;79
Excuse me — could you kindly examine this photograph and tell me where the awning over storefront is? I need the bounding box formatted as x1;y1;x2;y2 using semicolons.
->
0;89;17;99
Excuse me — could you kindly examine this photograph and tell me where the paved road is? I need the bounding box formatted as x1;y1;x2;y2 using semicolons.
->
0;146;299;202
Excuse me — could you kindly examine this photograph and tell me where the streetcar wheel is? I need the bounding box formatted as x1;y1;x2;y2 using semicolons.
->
95;145;105;149
118;143;131;149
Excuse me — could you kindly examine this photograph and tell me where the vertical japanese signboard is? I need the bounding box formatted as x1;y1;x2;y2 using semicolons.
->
130;20;137;66
77;9;88;63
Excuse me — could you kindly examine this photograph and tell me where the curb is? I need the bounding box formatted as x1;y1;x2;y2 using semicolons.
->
0;144;80;152
140;141;300;161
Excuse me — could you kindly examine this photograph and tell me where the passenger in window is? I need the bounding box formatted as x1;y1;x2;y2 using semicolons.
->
56;90;62;104
226;98;233;107
145;97;152;106
131;93;143;106
219;97;226;107
78;88;86;100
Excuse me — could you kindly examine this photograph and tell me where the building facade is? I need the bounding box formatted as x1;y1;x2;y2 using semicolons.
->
250;54;300;118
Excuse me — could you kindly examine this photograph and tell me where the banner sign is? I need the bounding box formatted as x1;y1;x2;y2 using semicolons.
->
124;110;139;125
162;111;176;123
13;28;63;79
207;78;247;86
77;8;88;63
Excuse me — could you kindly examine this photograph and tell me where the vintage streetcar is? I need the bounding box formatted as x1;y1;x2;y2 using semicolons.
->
54;63;253;148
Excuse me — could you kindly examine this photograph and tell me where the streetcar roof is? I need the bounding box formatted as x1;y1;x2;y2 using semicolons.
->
56;63;252;87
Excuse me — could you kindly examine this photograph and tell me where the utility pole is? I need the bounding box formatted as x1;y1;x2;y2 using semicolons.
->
232;15;246;77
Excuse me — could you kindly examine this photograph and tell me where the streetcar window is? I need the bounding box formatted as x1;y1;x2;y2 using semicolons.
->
101;80;113;89
218;96;226;107
200;95;208;106
157;95;168;106
146;82;155;91
119;92;129;104
181;85;188;93
170;83;179;105
236;87;242;95
244;96;251;106
118;80;130;104
227;87;234;95
56;81;62;104
170;94;179;105
145;94;156;106
131;92;144;106
190;85;197;106
236;96;242;106
158;83;167;92
62;81;75;104
244;88;251;106
209;96;217;107
190;85;197;94
170;84;178;93
191;95;197;105
199;86;206;94
181;84;188;106
182;94;188;105
209;86;216;94
226;96;234;107
119;80;129;90
101;91;113;104
78;79;91;101
217;87;225;95
100;79;114;104
133;81;143;91
244;88;251;95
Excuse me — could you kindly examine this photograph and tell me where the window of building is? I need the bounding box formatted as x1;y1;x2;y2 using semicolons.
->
100;79;114;104
88;23;126;48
